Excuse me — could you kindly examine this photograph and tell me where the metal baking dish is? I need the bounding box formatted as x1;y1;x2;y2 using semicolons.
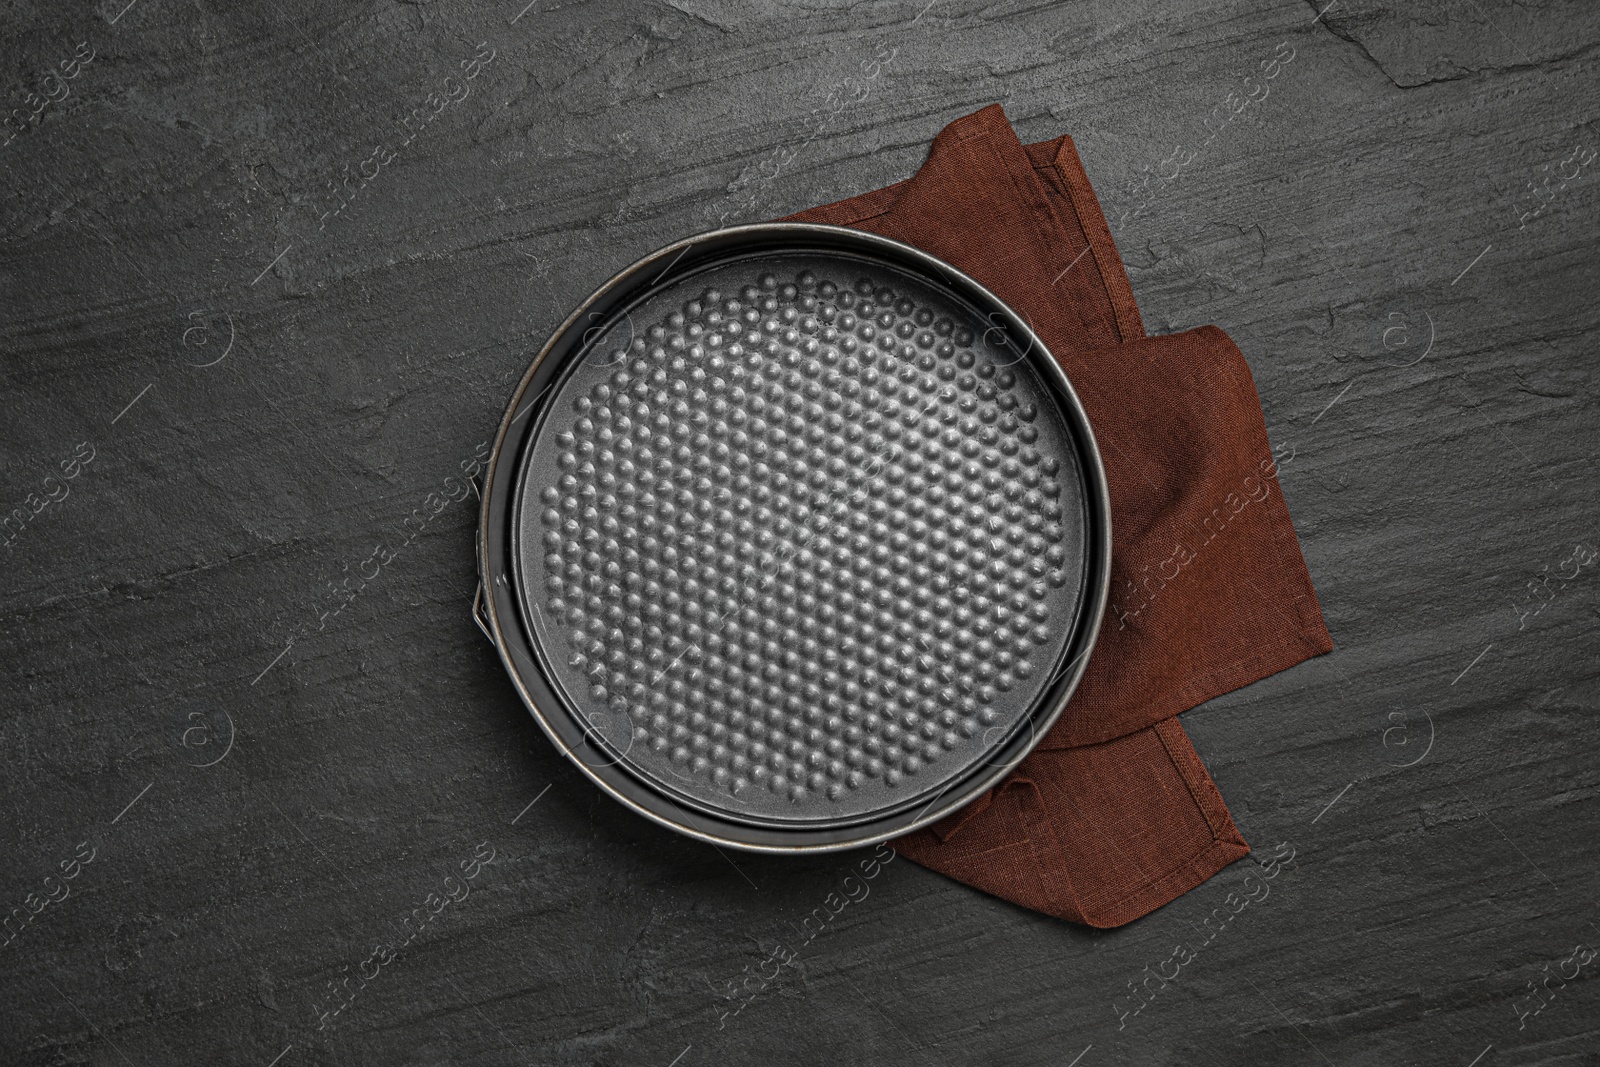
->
477;223;1110;853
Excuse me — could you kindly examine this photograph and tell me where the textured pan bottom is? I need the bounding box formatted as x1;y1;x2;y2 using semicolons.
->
511;249;1089;828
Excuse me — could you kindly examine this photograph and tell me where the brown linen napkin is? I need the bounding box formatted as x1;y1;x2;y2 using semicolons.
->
785;104;1333;927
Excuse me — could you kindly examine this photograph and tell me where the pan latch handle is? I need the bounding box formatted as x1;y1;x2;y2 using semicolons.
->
472;582;493;644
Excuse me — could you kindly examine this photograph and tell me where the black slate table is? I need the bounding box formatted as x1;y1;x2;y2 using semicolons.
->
3;1;1597;1064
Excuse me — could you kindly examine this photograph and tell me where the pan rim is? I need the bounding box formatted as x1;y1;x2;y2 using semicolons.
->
478;222;1112;854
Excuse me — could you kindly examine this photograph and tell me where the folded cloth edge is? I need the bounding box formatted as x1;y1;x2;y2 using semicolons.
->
781;104;1330;928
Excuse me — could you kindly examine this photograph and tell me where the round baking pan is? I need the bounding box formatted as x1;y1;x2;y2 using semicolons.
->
478;223;1110;853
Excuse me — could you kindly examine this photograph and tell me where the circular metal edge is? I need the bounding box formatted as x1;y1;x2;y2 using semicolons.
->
478;222;1113;855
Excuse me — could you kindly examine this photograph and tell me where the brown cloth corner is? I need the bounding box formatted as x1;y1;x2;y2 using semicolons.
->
894;721;1251;928
785;104;1332;927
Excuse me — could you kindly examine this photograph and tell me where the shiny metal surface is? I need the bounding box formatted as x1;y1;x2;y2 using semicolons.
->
480;224;1111;852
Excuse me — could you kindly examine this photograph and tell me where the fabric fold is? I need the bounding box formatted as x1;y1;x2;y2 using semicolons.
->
784;104;1331;926
895;721;1251;928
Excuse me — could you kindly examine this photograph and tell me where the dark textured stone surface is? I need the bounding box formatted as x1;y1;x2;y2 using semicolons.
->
2;1;1596;1064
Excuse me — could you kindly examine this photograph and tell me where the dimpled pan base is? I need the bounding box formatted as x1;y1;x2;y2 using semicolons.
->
480;225;1110;852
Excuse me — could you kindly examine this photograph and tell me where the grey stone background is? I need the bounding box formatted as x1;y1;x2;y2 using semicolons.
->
2;0;1596;1064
